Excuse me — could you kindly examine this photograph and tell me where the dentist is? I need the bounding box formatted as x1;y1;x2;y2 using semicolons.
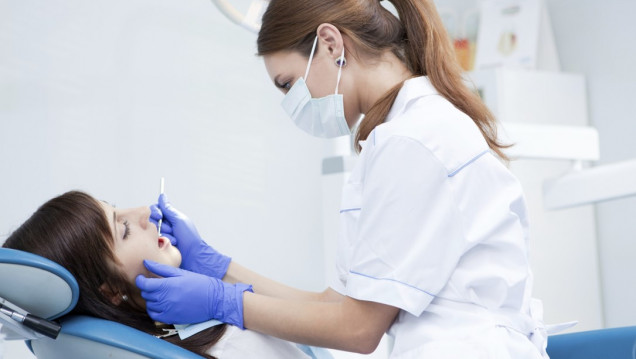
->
136;0;549;358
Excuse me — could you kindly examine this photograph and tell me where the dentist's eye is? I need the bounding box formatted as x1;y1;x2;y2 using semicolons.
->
276;80;291;91
123;220;131;240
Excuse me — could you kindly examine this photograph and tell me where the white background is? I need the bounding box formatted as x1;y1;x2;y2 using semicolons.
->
1;0;635;358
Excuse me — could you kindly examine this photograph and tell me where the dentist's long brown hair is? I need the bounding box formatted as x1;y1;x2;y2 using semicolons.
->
257;0;508;160
3;191;225;359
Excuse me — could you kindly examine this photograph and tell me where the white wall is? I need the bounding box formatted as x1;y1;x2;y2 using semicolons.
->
0;0;342;285
0;1;335;357
545;0;636;329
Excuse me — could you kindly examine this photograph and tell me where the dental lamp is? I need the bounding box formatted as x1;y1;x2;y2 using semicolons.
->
210;0;269;33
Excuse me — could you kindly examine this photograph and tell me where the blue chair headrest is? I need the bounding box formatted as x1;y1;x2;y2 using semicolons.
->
1;248;207;359
0;248;79;319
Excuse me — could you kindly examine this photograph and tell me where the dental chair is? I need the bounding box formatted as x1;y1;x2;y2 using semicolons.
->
547;325;636;359
0;248;205;359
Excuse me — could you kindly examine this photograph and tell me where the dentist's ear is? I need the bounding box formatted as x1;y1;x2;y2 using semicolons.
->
98;283;124;306
316;23;345;60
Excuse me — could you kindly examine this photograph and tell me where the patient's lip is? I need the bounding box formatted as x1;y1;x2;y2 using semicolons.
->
157;236;168;249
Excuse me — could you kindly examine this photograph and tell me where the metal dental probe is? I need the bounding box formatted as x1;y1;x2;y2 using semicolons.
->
158;177;165;235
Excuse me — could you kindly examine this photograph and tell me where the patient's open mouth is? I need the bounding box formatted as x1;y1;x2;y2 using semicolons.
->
157;237;167;249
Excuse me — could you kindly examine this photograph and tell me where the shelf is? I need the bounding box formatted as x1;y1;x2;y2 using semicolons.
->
543;159;636;209
499;122;600;161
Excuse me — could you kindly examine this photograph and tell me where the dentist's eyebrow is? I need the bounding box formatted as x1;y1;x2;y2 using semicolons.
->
273;75;284;88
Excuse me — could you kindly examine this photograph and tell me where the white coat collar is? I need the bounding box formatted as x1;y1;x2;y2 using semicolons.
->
385;76;439;123
359;77;438;151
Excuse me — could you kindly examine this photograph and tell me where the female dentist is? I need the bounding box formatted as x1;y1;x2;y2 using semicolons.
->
136;0;549;358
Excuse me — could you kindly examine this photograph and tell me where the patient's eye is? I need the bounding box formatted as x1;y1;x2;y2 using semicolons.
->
123;220;131;240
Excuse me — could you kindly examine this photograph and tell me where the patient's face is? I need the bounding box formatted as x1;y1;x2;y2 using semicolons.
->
101;202;181;284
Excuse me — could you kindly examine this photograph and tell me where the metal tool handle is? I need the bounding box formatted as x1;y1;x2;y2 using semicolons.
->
22;314;62;339
0;304;61;339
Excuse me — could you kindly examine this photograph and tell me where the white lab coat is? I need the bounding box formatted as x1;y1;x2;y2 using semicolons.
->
331;76;548;358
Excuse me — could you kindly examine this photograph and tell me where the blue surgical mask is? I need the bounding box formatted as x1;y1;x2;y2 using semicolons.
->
281;37;351;138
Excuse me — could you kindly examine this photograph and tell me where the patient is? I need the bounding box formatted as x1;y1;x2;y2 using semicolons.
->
2;191;313;359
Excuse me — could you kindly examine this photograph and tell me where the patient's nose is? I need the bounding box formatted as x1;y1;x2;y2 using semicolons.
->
136;206;151;230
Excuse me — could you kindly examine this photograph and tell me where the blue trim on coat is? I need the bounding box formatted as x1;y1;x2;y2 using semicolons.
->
349;270;435;297
448;150;490;177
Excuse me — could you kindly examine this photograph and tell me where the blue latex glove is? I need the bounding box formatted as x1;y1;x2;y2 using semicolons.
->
136;260;253;327
150;194;231;279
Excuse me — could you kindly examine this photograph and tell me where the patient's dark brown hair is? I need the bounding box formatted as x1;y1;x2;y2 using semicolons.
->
3;191;225;359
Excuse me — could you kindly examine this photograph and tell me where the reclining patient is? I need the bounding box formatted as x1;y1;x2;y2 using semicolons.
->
2;190;315;359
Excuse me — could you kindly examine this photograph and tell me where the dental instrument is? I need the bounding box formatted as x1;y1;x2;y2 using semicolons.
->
0;303;61;339
158;177;165;236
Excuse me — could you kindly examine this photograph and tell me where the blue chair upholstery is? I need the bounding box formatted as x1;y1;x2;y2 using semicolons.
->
28;315;205;359
0;248;78;320
547;326;636;359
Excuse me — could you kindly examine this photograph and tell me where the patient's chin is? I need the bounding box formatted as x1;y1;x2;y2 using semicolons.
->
168;247;182;268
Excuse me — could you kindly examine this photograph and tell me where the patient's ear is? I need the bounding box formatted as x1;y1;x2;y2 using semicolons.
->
99;283;124;306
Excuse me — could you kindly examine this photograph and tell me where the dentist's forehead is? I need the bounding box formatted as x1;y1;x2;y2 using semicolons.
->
264;51;309;79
